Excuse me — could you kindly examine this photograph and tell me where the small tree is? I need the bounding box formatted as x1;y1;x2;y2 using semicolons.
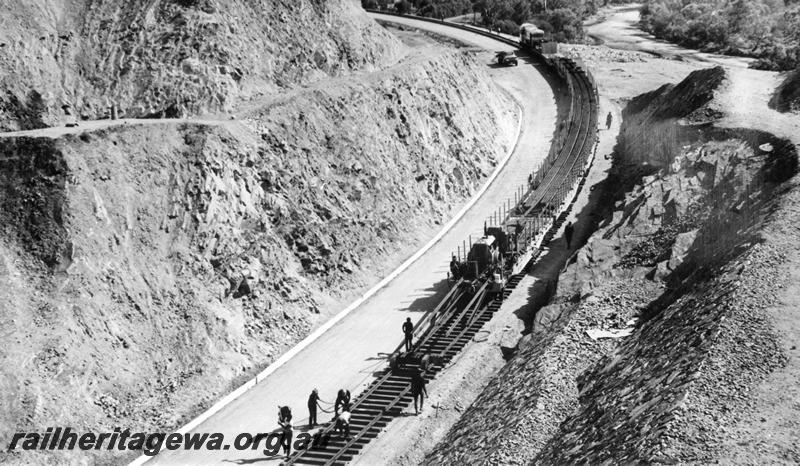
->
396;0;411;14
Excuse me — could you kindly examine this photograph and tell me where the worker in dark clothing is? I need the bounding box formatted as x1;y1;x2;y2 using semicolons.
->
278;406;293;459
606;111;613;130
450;255;461;281
410;370;428;415
334;389;350;417
307;388;323;428
402;318;414;352
564;221;574;249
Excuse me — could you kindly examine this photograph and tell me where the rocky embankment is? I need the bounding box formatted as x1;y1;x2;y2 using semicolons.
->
0;0;401;131
425;67;799;464
0;19;519;466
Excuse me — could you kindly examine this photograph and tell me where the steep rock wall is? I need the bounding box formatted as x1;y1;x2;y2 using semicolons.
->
0;49;518;464
0;0;401;130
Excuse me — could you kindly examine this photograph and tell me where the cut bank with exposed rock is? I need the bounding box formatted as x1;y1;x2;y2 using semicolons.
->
0;6;520;465
425;66;799;465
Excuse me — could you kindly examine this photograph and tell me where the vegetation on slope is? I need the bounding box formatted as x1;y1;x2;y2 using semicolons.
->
363;0;594;43
640;0;800;70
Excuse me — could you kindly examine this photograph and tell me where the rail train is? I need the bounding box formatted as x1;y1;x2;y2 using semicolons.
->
519;23;545;51
520;22;559;54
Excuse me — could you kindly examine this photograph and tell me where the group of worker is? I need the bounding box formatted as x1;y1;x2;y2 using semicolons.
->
275;388;353;459
277;380;427;458
277;320;431;459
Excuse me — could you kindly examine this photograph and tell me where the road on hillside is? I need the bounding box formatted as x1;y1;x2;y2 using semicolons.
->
587;4;753;69
144;15;558;465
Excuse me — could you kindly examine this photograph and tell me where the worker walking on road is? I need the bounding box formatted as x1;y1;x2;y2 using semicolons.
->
410;370;428;415
564;221;575;249
402;317;414;352
606;111;613;130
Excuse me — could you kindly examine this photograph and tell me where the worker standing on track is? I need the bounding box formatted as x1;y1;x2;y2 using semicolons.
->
277;406;293;459
489;270;505;302
307;388;323;428
410;370;428;415
335;403;352;438
334;389;351;417
450;255;461;281
402;317;414;352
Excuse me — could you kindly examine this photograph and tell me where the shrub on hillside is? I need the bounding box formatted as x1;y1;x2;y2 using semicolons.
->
470;0;590;43
412;0;472;18
396;0;412;14
495;19;519;34
541;8;584;42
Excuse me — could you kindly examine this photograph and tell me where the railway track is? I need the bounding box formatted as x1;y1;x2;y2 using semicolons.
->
284;13;599;466
285;273;526;466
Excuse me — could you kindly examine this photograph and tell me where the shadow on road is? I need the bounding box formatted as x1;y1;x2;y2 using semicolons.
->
402;278;449;313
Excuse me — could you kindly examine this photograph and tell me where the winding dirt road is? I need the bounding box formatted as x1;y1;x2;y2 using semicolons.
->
586;4;753;69
585;4;798;145
136;14;558;466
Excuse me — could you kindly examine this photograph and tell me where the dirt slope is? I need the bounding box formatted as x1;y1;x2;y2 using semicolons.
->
424;67;800;465
0;0;401;131
0;20;520;466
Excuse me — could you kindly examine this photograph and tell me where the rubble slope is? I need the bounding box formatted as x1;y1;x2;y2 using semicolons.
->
424;66;799;465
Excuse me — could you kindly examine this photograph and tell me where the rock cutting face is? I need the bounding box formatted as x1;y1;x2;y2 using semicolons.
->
0;0;402;131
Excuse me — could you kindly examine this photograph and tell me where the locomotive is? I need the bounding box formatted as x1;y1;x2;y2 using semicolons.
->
451;226;514;283
519;23;545;52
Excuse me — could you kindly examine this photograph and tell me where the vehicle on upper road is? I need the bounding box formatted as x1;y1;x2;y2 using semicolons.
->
495;51;518;66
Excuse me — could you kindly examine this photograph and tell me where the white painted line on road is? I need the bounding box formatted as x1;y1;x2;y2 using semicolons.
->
130;91;524;466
